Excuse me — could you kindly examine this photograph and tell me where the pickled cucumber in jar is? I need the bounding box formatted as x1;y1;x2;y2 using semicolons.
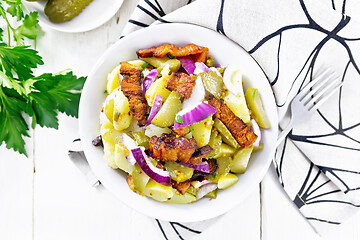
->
45;0;93;23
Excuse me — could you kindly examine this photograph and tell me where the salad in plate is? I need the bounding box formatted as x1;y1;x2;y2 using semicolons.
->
93;43;271;203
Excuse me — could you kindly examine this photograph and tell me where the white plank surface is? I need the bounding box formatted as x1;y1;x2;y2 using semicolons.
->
0;134;34;240
1;0;360;239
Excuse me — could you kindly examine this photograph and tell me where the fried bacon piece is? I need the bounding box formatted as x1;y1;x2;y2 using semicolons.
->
190;145;213;165
171;180;191;195
165;72;196;99
120;62;147;126
172;126;190;136
136;43;209;63
149;133;213;165
190;159;218;181
207;95;257;148
149;133;197;163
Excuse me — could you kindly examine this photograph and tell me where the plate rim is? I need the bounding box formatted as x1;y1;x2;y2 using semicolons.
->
23;0;124;33
79;22;278;222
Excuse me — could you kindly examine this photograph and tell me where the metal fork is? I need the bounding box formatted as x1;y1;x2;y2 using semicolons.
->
276;69;344;146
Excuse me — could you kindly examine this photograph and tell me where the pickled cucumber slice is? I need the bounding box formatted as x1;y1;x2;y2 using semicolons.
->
218;173;238;189
204;189;217;199
45;0;93;23
144;56;180;73
199;71;223;99
213;143;236;158
164;161;194;182
224;92;250;123
231;146;254;174
213;156;231;182
151;91;182;127
213;118;240;149
245;88;271;128
145;124;172;138
132;164;150;194
206;129;222;158
132;131;150;150
128;59;147;68
166;191;197;203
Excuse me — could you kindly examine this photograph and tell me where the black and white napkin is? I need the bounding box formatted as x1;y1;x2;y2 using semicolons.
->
69;0;360;238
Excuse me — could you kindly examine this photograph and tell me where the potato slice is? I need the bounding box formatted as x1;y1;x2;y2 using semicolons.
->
113;90;132;131
191;118;213;148
151;91;182;127
143;179;174;202
145;75;171;106
103;139;118;169
114;144;134;174
106;65;121;94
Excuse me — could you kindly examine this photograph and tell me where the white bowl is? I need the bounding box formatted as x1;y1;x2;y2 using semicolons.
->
23;0;124;33
79;23;278;222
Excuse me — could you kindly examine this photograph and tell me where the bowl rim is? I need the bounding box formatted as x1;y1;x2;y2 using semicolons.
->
79;22;278;222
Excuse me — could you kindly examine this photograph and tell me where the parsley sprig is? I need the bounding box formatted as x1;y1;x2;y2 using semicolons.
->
0;1;86;156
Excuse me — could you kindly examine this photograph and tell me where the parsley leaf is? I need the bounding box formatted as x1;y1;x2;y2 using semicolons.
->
176;115;183;124
15;12;40;41
0;45;43;80
5;0;23;21
30;72;86;123
0;3;86;156
0;86;29;155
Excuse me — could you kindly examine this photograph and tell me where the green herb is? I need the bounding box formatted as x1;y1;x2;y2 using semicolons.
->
189;193;197;198
0;2;86;156
175;115;183;124
213;172;217;179
188;125;194;133
104;89;108;94
166;53;175;59
141;62;150;69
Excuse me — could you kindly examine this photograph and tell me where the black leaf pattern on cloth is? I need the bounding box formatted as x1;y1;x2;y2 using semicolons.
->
243;0;359;231
216;0;226;35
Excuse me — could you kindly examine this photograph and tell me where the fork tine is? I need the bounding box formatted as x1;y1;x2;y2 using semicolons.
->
304;76;341;107
297;68;333;99
308;81;344;113
301;72;337;103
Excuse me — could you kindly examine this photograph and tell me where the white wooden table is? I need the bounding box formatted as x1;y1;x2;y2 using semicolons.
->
1;1;359;239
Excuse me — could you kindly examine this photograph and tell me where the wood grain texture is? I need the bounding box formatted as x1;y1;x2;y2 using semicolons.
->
0;0;359;239
0;133;34;240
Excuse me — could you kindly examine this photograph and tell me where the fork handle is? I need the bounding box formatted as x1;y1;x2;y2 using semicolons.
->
276;117;296;147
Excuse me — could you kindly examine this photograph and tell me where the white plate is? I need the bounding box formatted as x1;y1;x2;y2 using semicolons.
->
79;23;278;222
23;0;123;33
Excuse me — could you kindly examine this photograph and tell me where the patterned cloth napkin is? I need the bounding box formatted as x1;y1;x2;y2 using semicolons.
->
69;0;360;238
